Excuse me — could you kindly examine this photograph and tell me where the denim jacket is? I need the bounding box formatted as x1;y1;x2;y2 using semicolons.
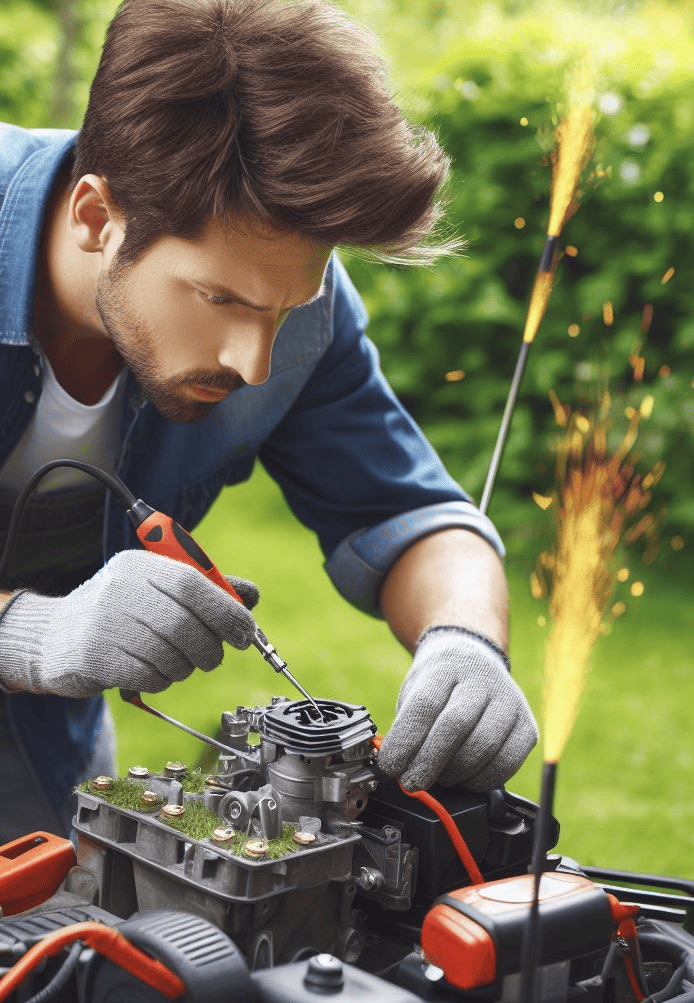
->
0;123;504;830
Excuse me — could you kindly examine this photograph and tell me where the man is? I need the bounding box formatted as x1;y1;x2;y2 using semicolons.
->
0;0;537;839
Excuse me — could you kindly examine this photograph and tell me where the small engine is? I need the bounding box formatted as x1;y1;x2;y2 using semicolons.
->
3;694;692;1003
72;696;545;971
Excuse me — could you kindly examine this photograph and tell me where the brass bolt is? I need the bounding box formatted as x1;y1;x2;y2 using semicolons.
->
204;775;225;789
164;761;187;779
128;766;150;780
141;791;161;809
292;830;316;846
162;804;186;818
91;776;114;791
244;839;268;859
211;827;235;847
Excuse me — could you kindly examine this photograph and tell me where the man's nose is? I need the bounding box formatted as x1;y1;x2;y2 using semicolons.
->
218;319;276;386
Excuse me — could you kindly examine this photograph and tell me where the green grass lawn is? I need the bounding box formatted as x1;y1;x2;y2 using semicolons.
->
107;466;694;881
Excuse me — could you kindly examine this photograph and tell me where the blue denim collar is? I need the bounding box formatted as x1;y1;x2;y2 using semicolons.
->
0;129;77;346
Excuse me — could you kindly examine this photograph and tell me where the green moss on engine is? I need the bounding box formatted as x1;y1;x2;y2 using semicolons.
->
77;777;156;812
159;801;220;840
78;775;303;859
179;768;207;793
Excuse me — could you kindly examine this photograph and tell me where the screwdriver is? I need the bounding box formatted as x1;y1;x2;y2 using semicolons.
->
0;459;323;717
126;498;324;718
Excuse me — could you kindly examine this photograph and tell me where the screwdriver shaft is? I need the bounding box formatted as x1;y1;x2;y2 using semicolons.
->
252;629;323;719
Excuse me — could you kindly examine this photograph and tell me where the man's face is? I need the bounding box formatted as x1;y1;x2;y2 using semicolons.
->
95;218;333;422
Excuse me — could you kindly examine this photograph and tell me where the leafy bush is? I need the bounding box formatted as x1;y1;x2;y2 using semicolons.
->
3;1;692;556
343;4;694;553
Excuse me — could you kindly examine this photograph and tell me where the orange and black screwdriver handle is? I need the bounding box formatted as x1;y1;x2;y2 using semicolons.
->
123;500;323;716
127;500;246;603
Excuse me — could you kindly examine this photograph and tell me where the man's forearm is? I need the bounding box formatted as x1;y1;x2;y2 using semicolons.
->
379;528;508;652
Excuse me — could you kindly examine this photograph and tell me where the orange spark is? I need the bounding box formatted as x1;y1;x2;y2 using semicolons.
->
547;103;596;237
523;270;554;344
641;303;653;334
539;397;664;763
630;354;645;381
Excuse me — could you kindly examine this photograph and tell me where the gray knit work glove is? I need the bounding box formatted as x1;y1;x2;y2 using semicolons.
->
0;550;260;698
377;625;538;792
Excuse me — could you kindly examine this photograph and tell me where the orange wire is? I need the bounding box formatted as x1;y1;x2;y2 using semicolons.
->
369;738;483;886
622;953;646;1002
608;897;646;1001
371;734;483;885
0;922;185;1002
399;785;485;885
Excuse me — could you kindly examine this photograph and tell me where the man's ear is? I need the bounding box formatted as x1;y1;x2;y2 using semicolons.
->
69;175;124;253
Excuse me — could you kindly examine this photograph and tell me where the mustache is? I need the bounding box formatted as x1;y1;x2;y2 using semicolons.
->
167;370;247;394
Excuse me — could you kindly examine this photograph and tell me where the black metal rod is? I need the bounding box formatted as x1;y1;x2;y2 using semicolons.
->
520;760;557;1003
479;340;531;515
119;689;239;755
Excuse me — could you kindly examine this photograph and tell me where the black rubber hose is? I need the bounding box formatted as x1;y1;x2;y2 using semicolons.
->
642;961;688;1003
24;942;82;1003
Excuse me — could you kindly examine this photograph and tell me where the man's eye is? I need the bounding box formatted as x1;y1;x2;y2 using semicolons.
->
196;289;232;305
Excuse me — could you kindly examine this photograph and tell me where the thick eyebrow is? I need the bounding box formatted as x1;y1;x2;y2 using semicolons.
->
196;277;326;312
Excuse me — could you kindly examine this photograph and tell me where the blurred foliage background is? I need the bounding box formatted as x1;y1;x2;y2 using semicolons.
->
2;0;694;876
2;0;692;549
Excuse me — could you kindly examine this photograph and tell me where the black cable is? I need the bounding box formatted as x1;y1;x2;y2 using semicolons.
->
600;940;620;981
0;459;137;584
645;961;689;1003
24;942;82;1003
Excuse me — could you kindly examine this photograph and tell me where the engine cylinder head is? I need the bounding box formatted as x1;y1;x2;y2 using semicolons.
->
260;700;376;757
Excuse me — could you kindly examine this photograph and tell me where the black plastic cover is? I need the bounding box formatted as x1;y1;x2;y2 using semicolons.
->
360;781;558;903
253;956;423;1002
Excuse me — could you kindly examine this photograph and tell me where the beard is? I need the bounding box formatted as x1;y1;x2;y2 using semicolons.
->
95;267;246;423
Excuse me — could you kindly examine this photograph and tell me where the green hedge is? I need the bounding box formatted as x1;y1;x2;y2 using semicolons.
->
343;6;694;552
3;1;692;554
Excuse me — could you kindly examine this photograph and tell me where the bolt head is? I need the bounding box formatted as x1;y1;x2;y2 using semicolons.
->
164;761;187;778
91;776;114;791
244;839;268;858
292;830;316;846
162;804;185;817
211;827;235;846
128;766;149;780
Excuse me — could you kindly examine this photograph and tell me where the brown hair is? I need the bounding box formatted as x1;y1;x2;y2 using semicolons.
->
73;0;457;265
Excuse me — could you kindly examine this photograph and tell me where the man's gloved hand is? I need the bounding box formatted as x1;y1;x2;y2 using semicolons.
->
377;625;538;792
0;550;259;698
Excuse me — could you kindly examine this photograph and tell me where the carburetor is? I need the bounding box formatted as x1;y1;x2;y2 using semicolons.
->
215;697;379;836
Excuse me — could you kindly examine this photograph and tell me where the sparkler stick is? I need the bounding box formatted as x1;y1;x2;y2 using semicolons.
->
520;399;662;1003
473;65;596;998
479;91;595;516
503;74;596;1003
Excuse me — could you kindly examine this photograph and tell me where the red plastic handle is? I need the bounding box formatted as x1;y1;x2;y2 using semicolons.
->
0;831;76;916
136;512;245;603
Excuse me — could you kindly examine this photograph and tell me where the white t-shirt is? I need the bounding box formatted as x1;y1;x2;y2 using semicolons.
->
0;355;127;493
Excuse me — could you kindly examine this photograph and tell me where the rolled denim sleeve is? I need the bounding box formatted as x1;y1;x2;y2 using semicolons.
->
325;501;504;615
260;255;504;616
